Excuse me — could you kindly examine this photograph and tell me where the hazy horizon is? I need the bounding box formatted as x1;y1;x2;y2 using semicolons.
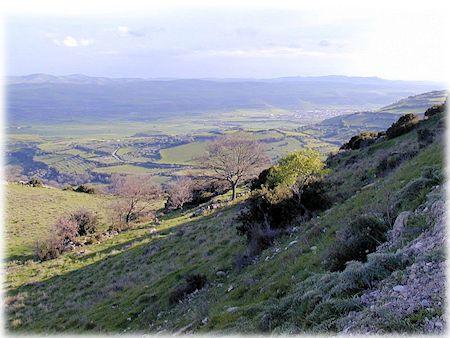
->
7;73;446;84
6;3;447;82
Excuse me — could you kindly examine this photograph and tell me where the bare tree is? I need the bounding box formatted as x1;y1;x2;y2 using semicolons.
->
165;177;194;210
110;174;162;227
200;133;269;200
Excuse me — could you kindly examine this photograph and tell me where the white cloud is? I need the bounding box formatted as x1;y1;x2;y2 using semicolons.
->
117;26;130;36
52;36;94;47
63;36;79;47
79;38;94;46
117;26;145;37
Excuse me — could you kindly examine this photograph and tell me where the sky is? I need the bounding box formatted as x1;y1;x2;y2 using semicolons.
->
4;1;449;81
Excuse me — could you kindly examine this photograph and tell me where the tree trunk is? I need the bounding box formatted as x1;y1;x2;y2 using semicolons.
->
231;182;237;200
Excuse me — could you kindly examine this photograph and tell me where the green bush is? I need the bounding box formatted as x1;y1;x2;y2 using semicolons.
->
394;166;442;212
417;127;435;148
323;215;388;272
259;251;407;332
169;274;207;305
74;185;95;194
340;131;383;151
424;101;446;118
386;113;420;139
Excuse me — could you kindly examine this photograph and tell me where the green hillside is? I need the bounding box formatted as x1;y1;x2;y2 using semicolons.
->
379;90;447;113
5;185;114;261
5;108;445;333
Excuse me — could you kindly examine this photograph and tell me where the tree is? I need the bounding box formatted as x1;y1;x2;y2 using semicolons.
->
200;133;269;200
266;149;329;203
165;177;194;210
110;174;161;227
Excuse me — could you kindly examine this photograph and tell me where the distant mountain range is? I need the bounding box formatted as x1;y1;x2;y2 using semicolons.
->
6;74;445;123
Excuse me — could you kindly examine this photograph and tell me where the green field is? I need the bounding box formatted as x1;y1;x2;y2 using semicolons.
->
158;142;207;165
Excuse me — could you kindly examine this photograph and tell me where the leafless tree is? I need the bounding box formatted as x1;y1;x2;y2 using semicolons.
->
5;165;26;182
165;177;194;210
200;133;269;200
110;174;162;227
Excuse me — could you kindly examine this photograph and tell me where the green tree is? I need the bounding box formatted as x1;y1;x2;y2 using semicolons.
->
267;149;329;202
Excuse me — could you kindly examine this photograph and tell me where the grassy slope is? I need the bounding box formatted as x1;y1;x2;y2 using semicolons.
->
5;114;444;333
5;185;115;261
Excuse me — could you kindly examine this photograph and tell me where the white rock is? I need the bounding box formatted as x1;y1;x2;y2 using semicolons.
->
393;285;407;293
216;270;226;277
226;307;239;313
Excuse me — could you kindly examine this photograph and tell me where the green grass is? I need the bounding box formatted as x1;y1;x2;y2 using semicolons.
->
5;111;444;333
158;142;207;165
5;184;115;261
93;164;163;175
6;133;443;332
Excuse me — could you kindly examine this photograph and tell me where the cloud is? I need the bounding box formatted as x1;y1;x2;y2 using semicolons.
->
117;26;145;37
318;40;331;47
52;36;93;47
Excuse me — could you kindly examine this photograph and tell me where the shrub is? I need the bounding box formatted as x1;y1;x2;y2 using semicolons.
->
69;208;98;236
301;179;332;211
259;251;408;332
250;168;272;190
340;131;382;151
323;215;388;271
417;126;435;148
169;274;207;304
34;235;63;260
28;177;43;187
424;101;446;119
393;166;442;212
375;148;417;176
237;185;297;239
34;210;99;261
238;178;331;255
189;179;229;206
52;217;78;243
74;185;95;194
386;113;420;139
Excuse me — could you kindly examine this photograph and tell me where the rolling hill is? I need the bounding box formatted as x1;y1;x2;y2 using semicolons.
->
7;75;444;123
297;90;447;145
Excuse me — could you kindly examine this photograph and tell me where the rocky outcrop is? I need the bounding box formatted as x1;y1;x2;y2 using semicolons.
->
340;185;445;333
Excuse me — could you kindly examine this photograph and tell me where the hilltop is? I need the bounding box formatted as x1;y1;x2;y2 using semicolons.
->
5;100;445;334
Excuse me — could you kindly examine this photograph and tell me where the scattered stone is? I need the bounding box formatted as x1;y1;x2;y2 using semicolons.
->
216;270;226;277
392;285;407;293
226;307;239;313
420;299;431;308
